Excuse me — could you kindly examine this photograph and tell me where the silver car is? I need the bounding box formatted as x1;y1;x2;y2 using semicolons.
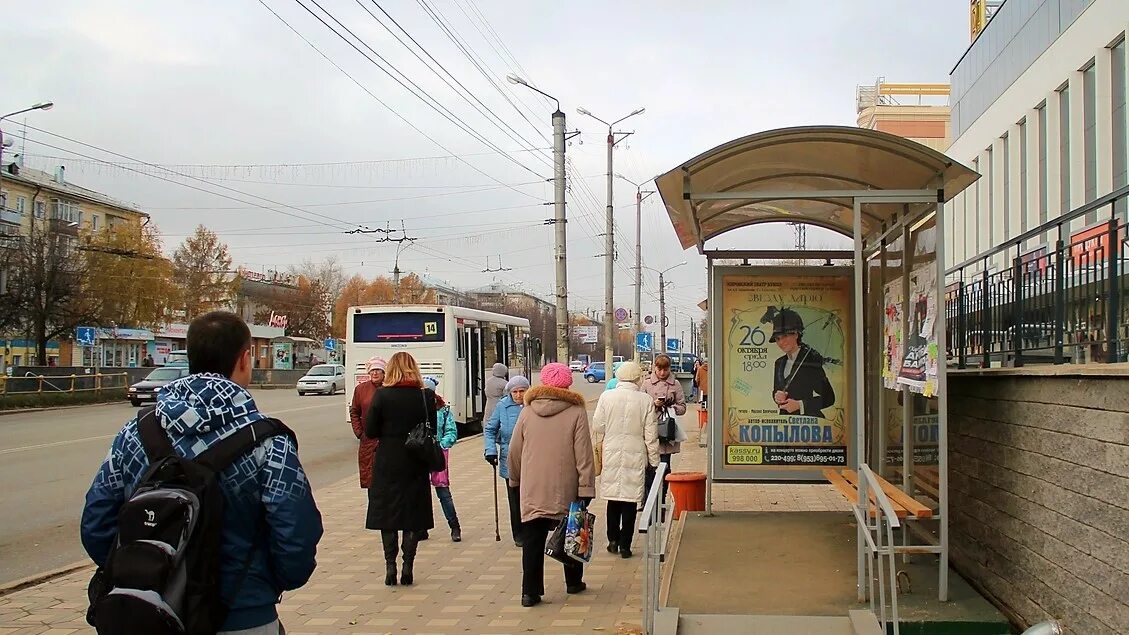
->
296;364;345;396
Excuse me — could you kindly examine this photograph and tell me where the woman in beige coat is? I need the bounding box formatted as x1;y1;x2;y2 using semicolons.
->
591;361;658;559
508;362;596;608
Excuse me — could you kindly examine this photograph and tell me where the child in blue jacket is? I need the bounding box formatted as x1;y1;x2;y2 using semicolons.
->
422;376;461;542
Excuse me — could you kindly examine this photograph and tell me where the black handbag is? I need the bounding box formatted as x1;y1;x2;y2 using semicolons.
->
405;390;446;472
545;518;571;564
656;407;676;444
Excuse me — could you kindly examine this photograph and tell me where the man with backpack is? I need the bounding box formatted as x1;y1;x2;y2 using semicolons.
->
81;311;324;635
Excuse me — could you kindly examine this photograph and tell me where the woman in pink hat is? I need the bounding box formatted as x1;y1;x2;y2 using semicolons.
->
350;356;386;488
507;362;596;607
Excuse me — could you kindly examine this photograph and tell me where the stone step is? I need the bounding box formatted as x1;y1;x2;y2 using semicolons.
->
677;613;859;635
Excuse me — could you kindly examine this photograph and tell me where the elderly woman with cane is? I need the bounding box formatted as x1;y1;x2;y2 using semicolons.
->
484;375;530;546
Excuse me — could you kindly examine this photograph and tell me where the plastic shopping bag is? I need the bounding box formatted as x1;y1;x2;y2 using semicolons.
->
564;500;596;563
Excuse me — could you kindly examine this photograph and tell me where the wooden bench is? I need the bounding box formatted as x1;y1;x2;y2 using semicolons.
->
889;466;941;503
822;468;934;521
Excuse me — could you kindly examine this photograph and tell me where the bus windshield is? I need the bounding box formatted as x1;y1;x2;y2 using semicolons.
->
353;312;445;343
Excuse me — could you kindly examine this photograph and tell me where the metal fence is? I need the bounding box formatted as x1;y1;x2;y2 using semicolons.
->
0;372;130;395
637;461;670;635
945;185;1129;368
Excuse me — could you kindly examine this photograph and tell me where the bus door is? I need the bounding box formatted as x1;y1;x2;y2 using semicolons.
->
462;323;485;420
495;328;510;369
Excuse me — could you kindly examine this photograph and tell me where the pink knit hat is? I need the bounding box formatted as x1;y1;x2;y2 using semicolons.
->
539;362;573;389
365;356;387;372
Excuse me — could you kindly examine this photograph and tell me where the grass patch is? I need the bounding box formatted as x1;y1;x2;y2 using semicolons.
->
0;389;127;411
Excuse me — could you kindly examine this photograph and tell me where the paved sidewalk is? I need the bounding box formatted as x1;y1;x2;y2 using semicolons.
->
0;401;849;635
0;414;647;634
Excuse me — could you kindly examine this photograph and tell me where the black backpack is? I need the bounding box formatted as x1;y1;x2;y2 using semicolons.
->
87;406;294;635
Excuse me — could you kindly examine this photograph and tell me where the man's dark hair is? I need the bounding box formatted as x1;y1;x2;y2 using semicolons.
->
187;311;251;377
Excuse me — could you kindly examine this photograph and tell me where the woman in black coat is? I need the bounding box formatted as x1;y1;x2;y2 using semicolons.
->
365;351;437;586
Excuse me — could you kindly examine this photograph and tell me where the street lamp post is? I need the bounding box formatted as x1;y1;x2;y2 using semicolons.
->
616;174;654;362
577;106;644;368
643;262;686;355
0;102;54;208
507;75;574;365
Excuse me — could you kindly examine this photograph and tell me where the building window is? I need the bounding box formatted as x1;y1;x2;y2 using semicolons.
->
1059;85;1071;216
50;200;80;223
33;200;45;219
0;190;7;211
972;157;981;256
1038;104;1048;226
1113;37;1127;208
92;215;99;231
1082;62;1098;221
1001;134;1010;238
985;146;994;247
15;196;25;215
1019;119;1028;234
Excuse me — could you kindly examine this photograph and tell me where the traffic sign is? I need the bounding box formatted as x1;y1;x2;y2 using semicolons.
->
76;326;96;348
324;338;337;352
666;338;680;352
644;315;654;325
614;307;629;322
636;332;654;353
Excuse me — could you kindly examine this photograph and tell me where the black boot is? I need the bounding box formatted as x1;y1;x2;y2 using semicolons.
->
400;532;418;586
381;531;398;586
449;518;462;543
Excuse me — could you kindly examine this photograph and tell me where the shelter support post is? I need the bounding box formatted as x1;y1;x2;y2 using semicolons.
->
901;224;914;527
706;259;716;516
936;201;950;602
853;199;867;603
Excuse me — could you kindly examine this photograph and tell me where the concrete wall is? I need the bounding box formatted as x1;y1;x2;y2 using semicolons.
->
948;372;1129;635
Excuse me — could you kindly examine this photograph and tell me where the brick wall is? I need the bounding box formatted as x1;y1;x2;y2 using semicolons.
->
948;374;1129;635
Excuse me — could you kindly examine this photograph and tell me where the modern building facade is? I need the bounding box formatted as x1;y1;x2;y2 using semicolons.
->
945;0;1129;270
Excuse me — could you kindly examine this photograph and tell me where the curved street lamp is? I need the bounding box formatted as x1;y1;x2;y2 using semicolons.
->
1;101;54;210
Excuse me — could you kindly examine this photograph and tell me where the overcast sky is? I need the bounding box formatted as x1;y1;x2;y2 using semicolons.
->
2;0;969;335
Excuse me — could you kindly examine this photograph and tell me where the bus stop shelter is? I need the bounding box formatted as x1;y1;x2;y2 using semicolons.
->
654;126;979;630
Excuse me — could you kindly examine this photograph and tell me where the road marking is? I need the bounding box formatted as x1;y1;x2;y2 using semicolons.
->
0;401;340;455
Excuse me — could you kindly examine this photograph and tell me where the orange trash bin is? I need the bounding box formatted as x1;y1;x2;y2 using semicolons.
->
665;472;707;519
697;406;708;432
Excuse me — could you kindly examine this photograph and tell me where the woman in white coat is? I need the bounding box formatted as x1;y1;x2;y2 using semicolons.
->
591;361;658;558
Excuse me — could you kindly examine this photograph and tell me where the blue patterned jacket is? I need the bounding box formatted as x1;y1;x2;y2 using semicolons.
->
80;373;324;631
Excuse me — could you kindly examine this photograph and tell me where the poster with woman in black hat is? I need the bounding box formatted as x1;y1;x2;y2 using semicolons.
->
769;309;835;419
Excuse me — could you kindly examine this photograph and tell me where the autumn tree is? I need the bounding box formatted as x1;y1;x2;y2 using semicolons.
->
2;219;95;364
330;272;436;338
254;275;331;340
172;225;236;320
291;256;346;301
80;223;175;330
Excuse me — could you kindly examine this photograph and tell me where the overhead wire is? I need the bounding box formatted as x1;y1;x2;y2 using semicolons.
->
254;0;542;202
357;0;554;172
291;0;547;182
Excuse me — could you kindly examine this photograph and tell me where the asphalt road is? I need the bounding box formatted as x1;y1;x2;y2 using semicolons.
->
0;389;355;585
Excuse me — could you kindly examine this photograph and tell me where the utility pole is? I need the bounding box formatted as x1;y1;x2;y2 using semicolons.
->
617;175;654;362
507;75;576;364
577;106;645;369
552;109;569;364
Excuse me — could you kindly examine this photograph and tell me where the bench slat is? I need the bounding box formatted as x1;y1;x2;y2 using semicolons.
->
822;468;907;519
844;469;933;519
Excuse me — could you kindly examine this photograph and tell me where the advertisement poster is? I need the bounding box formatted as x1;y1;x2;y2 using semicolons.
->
273;342;293;370
882;280;903;390
883;401;940;465
897;264;939;396
719;269;852;476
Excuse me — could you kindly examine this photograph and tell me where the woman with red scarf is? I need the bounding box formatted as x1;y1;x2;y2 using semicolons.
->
365;351;440;586
349;356;385;488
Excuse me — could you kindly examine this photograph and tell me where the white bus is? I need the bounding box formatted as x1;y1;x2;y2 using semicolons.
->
344;305;531;434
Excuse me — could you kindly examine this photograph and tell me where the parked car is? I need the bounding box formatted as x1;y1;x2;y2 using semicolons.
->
296;364;345;396
127;366;191;407
569;359;585;372
165;349;189;367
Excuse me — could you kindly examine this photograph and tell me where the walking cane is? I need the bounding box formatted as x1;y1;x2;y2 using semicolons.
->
492;463;502;542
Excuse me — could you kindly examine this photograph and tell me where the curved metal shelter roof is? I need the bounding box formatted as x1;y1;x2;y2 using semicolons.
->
655;126;979;251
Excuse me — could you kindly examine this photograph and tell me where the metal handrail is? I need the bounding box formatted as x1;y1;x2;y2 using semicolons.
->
853;464;901;635
637;461;669;635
